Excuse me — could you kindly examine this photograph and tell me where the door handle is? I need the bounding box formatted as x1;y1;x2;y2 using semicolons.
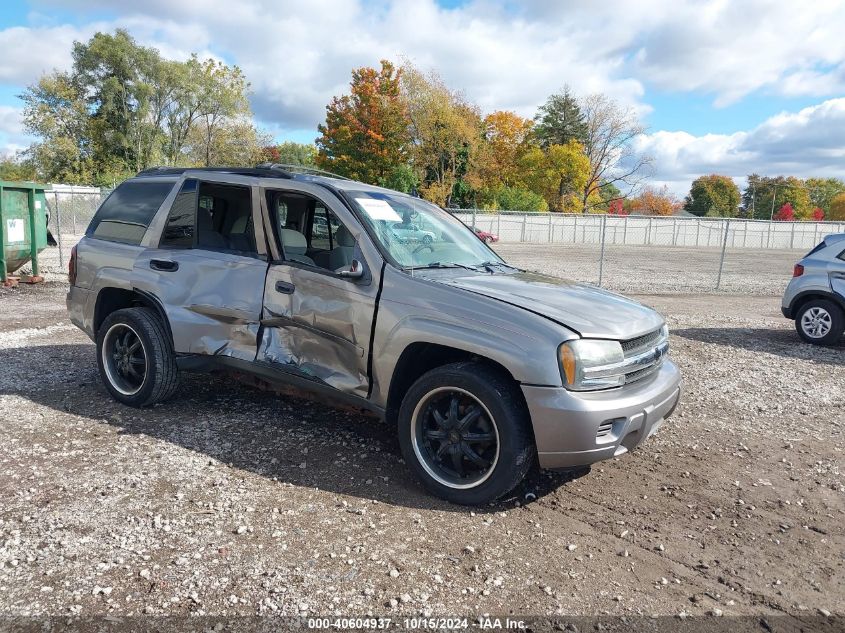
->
832;271;845;279
150;259;179;272
275;280;295;294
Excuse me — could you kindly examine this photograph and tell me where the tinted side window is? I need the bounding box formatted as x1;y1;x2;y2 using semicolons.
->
87;180;174;245
805;241;827;257
160;179;197;248
195;182;257;255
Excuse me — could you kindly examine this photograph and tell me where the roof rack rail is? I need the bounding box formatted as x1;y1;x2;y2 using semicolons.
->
256;163;352;180
136;166;294;179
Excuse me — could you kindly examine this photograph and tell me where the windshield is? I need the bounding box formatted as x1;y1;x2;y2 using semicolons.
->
348;191;504;269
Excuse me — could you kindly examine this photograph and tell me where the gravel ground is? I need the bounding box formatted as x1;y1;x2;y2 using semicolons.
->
0;255;842;627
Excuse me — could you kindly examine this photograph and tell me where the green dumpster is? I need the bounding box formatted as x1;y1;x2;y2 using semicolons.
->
0;181;51;283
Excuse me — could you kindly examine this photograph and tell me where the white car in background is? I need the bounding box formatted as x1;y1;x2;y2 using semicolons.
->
391;222;436;245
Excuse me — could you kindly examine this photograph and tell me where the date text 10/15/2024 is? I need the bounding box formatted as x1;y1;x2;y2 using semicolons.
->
306;617;527;630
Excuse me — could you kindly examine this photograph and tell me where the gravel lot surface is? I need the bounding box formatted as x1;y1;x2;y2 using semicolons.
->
0;254;842;627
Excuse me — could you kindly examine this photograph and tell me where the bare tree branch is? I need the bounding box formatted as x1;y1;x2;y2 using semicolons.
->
579;94;653;212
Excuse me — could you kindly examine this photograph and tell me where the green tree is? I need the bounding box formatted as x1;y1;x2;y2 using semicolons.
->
274;141;318;166
488;185;547;211
20;71;94;183
188;59;253;167
383;164;418;194
597;181;622;211
21;30;258;182
533;88;587;148
829;193;845;221
400;63;482;206
72;29;165;178
518;141;591;212
742;175;813;219
0;156;37;181
316;60;409;185
162;55;208;167
684;174;740;217
806;177;845;216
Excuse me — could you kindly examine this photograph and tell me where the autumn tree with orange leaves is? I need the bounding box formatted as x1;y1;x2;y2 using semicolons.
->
316;60;409;185
628;186;680;216
476;111;533;188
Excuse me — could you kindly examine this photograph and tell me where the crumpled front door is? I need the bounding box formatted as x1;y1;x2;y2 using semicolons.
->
258;263;378;398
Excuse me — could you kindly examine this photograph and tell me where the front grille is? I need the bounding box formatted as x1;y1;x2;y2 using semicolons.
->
624;364;662;384
622;329;662;356
620;328;668;386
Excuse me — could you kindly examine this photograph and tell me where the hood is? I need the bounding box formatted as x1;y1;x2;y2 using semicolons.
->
436;270;664;339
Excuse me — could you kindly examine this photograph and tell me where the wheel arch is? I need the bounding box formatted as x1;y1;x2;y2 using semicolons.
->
789;290;845;319
93;287;173;344
384;342;527;426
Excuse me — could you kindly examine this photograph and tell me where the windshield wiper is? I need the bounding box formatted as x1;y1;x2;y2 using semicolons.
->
479;260;515;271
407;262;487;272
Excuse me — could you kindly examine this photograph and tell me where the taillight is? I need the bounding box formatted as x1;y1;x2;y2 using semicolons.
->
69;245;78;286
793;264;804;278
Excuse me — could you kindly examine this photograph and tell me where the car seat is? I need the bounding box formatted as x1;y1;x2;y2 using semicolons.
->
280;229;315;265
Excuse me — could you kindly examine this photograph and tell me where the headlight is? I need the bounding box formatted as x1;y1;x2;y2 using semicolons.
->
559;339;626;391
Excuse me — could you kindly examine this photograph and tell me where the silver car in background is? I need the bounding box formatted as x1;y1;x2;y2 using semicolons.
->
782;233;845;345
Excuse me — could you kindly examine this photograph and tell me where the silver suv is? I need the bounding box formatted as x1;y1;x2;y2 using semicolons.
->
67;166;681;504
782;233;845;345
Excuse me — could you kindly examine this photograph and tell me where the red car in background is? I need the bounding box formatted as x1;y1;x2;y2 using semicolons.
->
473;227;499;243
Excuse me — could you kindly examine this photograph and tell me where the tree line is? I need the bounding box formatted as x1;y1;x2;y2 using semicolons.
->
683;174;845;221
10;29;266;186
312;60;651;212
2;29;843;221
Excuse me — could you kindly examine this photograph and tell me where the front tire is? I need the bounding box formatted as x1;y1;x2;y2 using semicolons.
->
397;362;535;505
96;307;180;407
795;299;844;345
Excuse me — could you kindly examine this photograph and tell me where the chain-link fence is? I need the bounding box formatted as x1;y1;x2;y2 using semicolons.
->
37;189;111;276
23;195;842;295
454;210;844;294
454;210;844;250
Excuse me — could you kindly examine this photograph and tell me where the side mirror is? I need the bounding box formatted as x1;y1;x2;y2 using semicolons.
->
339;259;365;280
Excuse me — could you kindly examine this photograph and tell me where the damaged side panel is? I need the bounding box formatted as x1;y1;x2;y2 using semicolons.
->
132;249;267;361
258;262;377;398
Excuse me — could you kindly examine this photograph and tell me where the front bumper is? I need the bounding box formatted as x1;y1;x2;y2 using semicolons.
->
522;359;681;470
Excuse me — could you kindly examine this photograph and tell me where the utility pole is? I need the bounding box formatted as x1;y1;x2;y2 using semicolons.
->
769;184;779;220
751;182;755;218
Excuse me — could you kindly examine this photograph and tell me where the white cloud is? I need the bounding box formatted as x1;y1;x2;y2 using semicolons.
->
1;0;843;193
8;0;845;130
0;24;93;84
0;105;33;156
636;98;845;195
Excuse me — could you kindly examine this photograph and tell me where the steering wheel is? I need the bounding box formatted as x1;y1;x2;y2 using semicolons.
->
413;243;434;255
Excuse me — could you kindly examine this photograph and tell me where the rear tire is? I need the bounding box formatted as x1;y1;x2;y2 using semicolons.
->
96;307;180;407
397;362;535;505
795;299;844;345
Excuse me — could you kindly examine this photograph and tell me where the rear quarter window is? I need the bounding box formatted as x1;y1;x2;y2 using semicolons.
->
87;180;175;245
804;241;828;258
